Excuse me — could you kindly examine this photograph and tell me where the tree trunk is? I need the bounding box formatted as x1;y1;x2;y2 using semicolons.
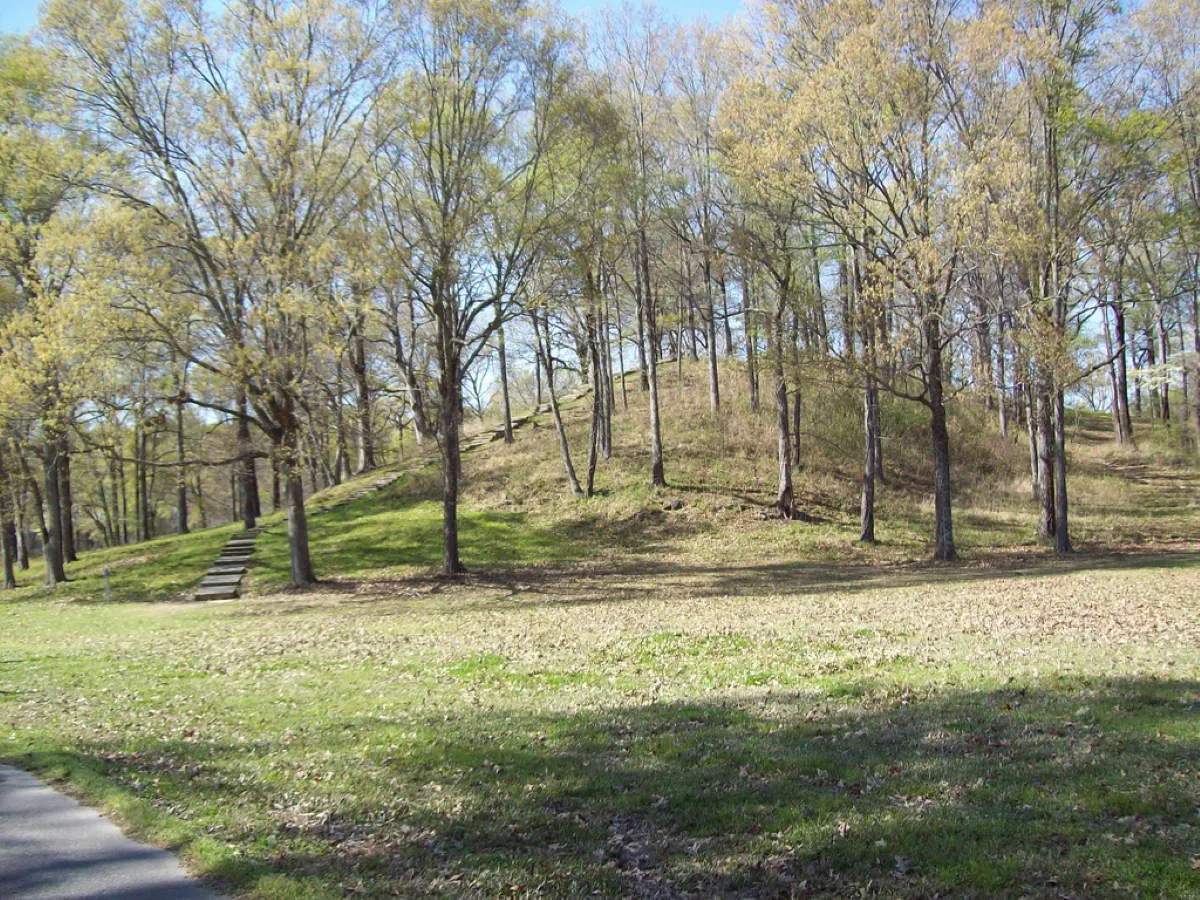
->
58;441;76;562
535;312;584;498
13;479;29;569
18;452;48;543
42;440;67;585
117;456;128;545
191;470;208;530
1036;382;1056;539
1023;373;1038;499
773;305;793;518
1101;298;1124;443
439;372;466;576
585;345;601;500
351;314;377;472
1146;328;1160;420
676;287;685;389
332;387;349;486
1157;301;1171;423
641;231;666;488
271;449;282;512
237;391;257;531
175;388;189;535
1193;286;1200;439
614;288;628;411
633;256;649;392
600;289;615;459
860;377;877;544
230;467;239;524
1110;260;1133;443
497;308;514;443
743;268;760;413
925;317;956;561
1053;387;1072;553
1;517;16;589
704;254;720;415
719;274;733;356
774;375;793;517
996;313;1009;438
136;430;150;542
281;421;316;586
0;453;17;588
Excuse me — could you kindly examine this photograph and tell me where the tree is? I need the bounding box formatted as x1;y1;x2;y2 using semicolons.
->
372;0;570;574
48;0;401;585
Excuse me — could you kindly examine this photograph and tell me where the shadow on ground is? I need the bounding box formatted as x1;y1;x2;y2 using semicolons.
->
243;548;1200;621
15;677;1200;898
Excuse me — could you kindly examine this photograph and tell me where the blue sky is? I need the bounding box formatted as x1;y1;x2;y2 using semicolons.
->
0;0;746;35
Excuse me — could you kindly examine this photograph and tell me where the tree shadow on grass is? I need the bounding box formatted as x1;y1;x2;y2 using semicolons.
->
444;548;1200;614
233;547;1200;626
15;677;1200;898
254;486;722;592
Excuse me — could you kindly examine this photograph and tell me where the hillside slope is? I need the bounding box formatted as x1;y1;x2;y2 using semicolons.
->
250;359;1199;591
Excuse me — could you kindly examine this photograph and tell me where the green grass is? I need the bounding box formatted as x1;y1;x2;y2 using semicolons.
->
1;523;239;603
2;361;1199;897
3;554;1199;898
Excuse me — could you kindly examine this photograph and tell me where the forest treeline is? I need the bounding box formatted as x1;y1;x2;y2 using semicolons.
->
0;0;1197;587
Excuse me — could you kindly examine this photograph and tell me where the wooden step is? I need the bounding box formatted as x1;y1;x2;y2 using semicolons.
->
208;565;247;576
202;574;243;587
213;556;253;566
195;585;238;600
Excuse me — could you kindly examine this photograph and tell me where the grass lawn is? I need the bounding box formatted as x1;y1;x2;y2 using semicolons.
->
2;370;1198;897
4;548;1199;897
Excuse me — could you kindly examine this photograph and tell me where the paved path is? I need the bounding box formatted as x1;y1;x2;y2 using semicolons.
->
0;766;219;899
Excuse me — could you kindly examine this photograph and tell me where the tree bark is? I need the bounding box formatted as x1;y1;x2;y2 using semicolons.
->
704;253;720;415
1053;387;1073;553
1157;299;1171;423
136;429;151;542
13;476;29;569
585;328;602;498
439;377;465;575
42;439;67;585
1036;382;1056;539
719;274;733;356
58;440;76;562
281;420;315;586
641;231;666;488
0;453;17;588
1;517;16;589
996;313;1009;438
743;268;759;413
632;255;649;393
925;316;956;561
860;377;877;544
236;391;257;531
351;312;377;472
535;312;584;498
772;305;794;518
497;305;514;444
175;385;189;535
18;452;48;543
1101;297;1124;443
1193;284;1200;439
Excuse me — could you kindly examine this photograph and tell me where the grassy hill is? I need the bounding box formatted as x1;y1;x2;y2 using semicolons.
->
2;361;1199;898
245;359;1198;591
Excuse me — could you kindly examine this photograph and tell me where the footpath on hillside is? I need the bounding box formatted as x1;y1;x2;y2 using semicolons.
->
0;766;219;899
